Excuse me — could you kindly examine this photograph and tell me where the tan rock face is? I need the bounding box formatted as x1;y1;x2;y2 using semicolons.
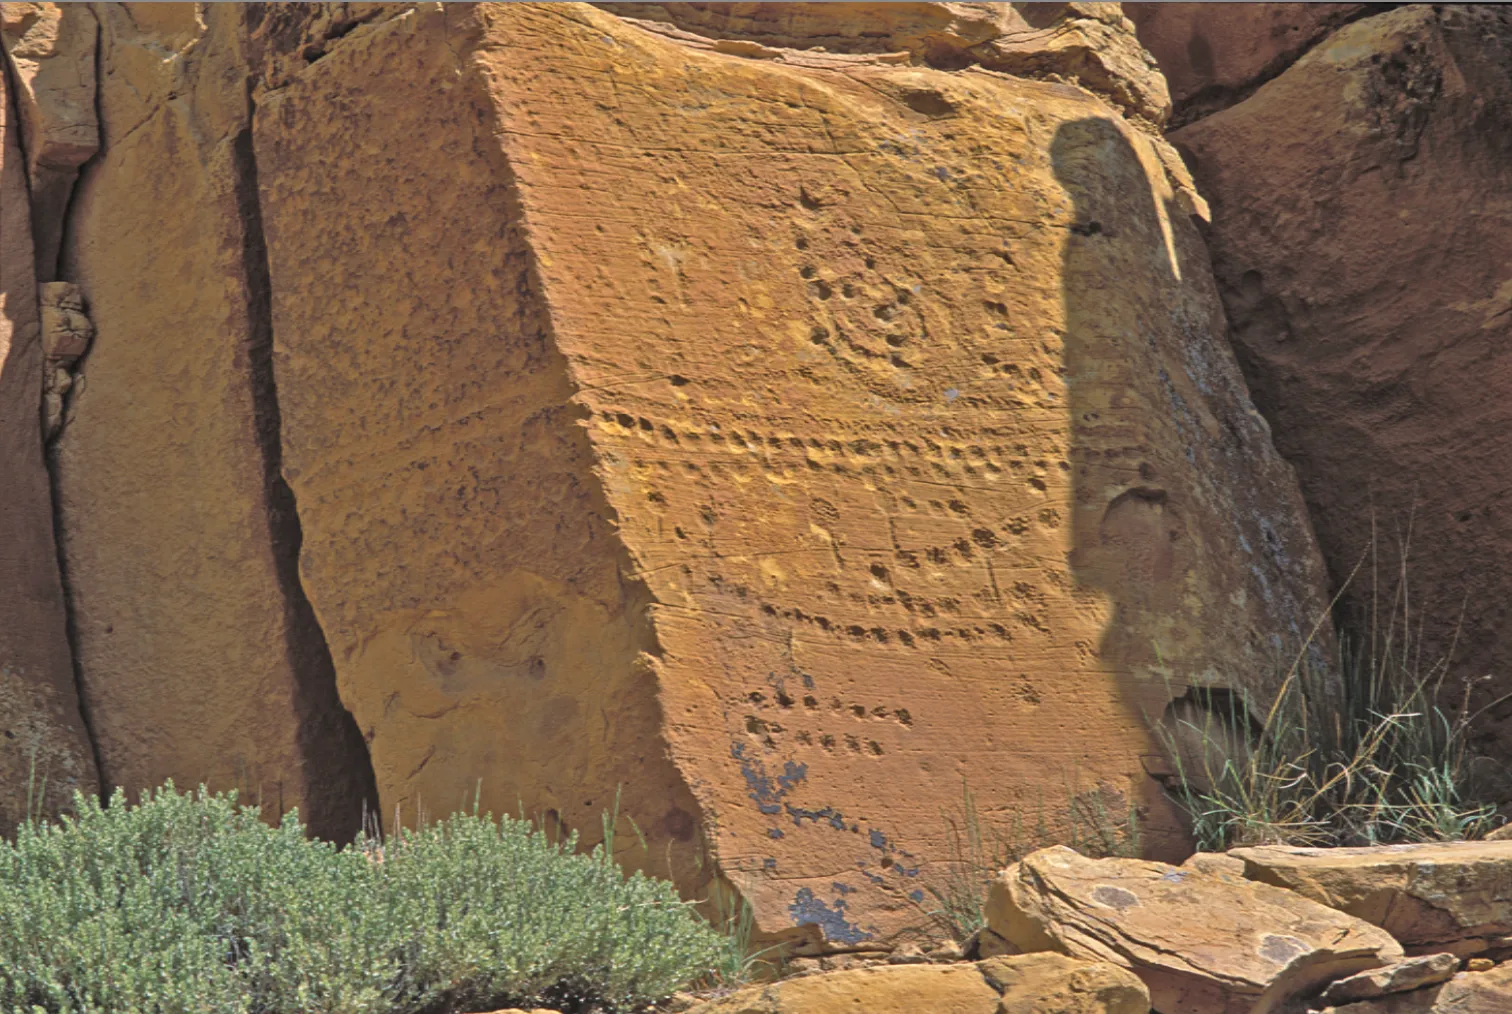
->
1171;5;1512;756
485;0;1327;939
988;846;1403;1014
0;39;97;834
685;956;1148;1014
1231;842;1512;950
55;3;373;838
0;2;98;278
249;2;708;892
1323;964;1512;1014
1123;3;1362;124
234;0;1332;942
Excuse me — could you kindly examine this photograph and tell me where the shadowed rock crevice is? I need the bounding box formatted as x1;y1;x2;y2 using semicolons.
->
230;117;378;842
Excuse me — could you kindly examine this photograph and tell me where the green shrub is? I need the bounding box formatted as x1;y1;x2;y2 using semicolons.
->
0;784;725;1014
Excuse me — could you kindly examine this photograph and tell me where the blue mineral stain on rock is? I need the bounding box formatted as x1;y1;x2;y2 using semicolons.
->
790;888;869;945
768;828;785;839
832;882;854;896
764;858;778;870
732;743;807;816
869;829;888;850
785;803;846;830
909;890;925;903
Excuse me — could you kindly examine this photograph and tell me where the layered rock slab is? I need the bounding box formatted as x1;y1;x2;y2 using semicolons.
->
685;956;1149;1014
987;846;1403;1014
1322;953;1461;1006
1232;842;1512;952
1172;6;1512;755
247;0;1331;942
54;3;373;837
0;12;96;832
1323;963;1512;1014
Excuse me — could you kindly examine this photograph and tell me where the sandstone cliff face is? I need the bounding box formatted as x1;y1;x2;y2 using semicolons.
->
0;24;96;834
1170;6;1512;758
0;0;1336;945
53;3;374;838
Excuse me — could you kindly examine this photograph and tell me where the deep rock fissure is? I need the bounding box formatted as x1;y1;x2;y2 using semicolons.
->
230;103;378;841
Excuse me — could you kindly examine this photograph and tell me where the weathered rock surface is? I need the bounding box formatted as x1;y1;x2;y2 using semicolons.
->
1231;842;1512;950
40;0;1333;944
1322;953;1461;1005
474;0;1326;939
1322;963;1512;1014
1123;3;1363;124
38;280;91;440
987;846;1403;1014
602;2;1172;126
54;2;373;839
0;2;98;278
0;18;97;834
1172;5;1512;754
685;956;1149;1014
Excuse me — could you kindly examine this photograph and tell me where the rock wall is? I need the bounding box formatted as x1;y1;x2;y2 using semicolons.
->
0;15;96;833
1123;3;1365;125
52;3;374;838
0;0;1340;945
1165;6;1512;758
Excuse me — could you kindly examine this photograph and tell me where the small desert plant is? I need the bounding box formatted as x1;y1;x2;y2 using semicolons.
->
921;779;1140;940
695;884;786;989
1158;522;1504;851
0;783;726;1014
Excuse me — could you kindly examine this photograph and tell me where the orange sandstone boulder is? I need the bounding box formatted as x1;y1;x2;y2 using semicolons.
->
246;1;1329;942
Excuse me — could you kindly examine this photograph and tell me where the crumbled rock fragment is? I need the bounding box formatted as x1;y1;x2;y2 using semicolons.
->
1323;954;1460;1004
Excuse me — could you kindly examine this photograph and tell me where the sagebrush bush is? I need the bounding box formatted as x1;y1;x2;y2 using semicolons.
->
0;784;725;1014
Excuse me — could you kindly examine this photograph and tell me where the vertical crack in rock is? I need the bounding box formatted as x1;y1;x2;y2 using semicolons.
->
0;37;101;816
231;114;378;841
